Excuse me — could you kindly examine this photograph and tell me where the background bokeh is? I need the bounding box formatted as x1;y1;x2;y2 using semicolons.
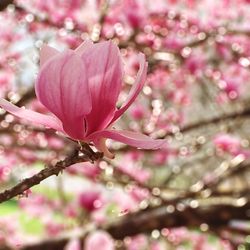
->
0;0;250;249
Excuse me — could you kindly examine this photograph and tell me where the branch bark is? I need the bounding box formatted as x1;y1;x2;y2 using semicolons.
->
106;201;250;239
0;147;103;203
0;0;13;11
161;105;250;138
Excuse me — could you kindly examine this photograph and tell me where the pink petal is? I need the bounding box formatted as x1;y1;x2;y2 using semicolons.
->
81;41;123;136
88;129;166;149
36;50;92;140
75;39;94;55
40;45;59;67
0;98;63;132
110;53;148;124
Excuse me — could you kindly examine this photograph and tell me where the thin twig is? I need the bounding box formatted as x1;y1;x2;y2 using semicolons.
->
0;147;103;203
160;106;250;138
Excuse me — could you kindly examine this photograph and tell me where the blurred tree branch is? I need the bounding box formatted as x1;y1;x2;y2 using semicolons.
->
106;200;250;239
0;0;13;11
0;145;103;203
165;105;250;137
1;195;246;250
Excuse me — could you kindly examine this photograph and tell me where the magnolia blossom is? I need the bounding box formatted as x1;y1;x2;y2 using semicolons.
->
0;40;165;158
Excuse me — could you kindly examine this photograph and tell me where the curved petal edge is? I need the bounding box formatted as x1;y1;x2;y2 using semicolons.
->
0;98;63;132
88;129;166;150
110;53;148;124
40;45;59;67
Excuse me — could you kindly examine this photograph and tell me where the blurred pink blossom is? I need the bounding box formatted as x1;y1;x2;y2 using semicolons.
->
125;235;147;250
45;222;64;236
64;238;81;250
213;133;241;155
85;231;114;250
118;160;151;184
78;191;101;212
67;162;101;179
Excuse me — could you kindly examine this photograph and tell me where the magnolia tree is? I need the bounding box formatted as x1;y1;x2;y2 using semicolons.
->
0;0;249;249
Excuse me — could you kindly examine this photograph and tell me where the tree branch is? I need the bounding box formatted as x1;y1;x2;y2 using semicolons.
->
0;0;13;11
0;146;103;203
161;105;250;138
106;200;250;239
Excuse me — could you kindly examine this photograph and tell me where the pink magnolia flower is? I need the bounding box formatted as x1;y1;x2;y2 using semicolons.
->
0;40;165;158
